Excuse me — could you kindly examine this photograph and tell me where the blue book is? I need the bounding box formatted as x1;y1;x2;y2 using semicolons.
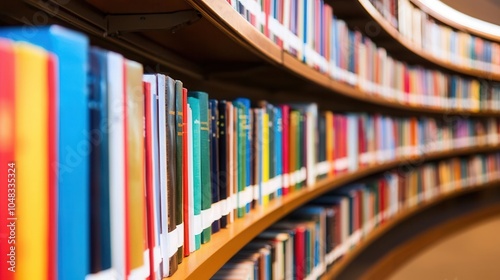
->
234;98;252;213
275;107;283;197
88;47;111;273
0;25;90;279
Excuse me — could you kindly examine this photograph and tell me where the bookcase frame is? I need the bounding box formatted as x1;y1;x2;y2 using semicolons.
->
2;0;500;279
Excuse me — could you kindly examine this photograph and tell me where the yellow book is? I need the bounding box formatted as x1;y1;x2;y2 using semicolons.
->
325;111;334;176
125;60;147;277
470;79;480;112
262;111;270;207
15;43;49;280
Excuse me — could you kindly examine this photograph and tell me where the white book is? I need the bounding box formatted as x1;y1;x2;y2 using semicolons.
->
156;74;170;276
142;74;163;278
187;105;196;253
107;51;126;279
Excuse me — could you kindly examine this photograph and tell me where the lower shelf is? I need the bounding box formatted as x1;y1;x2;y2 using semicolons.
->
167;145;500;280
324;179;500;280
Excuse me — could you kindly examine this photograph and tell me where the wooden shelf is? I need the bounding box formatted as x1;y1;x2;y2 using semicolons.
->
327;0;500;81
2;0;499;117
167;144;500;280
325;179;500;280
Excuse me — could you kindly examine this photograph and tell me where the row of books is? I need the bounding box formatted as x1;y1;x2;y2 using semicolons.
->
398;0;500;73
213;152;500;280
1;25;499;280
227;0;500;111
369;0;399;28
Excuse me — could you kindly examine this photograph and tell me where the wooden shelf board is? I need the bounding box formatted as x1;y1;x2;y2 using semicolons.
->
167;144;500;279
324;181;500;280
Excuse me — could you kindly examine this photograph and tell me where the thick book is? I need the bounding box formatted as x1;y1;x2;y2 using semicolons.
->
0;39;15;280
174;80;184;263
142;77;162;280
186;104;196;253
188;91;212;243
14;42;50;280
209;99;221;233
124;60;149;279
164;76;178;275
187;94;202;250
107;51;127;279
0;25;90;280
88;47;112;276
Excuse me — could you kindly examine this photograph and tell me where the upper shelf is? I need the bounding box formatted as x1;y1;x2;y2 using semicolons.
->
167;144;500;280
327;0;500;81
411;0;500;42
3;0;500;117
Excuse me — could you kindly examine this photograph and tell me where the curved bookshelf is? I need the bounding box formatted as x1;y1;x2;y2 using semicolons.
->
4;0;500;117
324;179;500;280
410;0;500;42
168;144;500;280
327;0;500;81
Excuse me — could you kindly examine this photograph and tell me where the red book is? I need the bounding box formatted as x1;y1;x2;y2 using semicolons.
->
182;87;190;256
0;39;15;280
47;53;58;280
263;0;270;38
143;81;156;280
279;105;290;195
358;117;365;167
294;226;306;280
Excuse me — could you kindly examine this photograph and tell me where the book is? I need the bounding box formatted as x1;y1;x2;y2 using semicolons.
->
188;91;213;243
124;59;148;279
88;47;112;276
187;93;202;250
164;76;178;275
155;74;170;276
218;101;229;228
14;42;50;280
142;77;162;280
0;39;15;280
209;99;221;233
182;87;190;256
0;25;91;279
174;80;184;263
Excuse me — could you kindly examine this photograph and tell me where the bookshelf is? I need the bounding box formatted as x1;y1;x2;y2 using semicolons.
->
2;0;500;279
326;180;500;280
168;145;500;280
327;0;500;80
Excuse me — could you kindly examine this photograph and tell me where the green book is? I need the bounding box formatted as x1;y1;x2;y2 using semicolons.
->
174;80;184;262
189;91;212;243
236;103;246;218
187;95;202;250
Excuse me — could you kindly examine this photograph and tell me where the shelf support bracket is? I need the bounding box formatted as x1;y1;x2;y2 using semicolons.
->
106;10;201;36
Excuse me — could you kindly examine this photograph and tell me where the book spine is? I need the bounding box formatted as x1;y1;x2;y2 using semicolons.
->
174;80;184;263
165;77;178;275
209;99;221;233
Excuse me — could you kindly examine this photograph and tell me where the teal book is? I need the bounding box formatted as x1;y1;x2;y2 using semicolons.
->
187;95;202;250
234;102;247;218
0;25;90;280
188;91;212;243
